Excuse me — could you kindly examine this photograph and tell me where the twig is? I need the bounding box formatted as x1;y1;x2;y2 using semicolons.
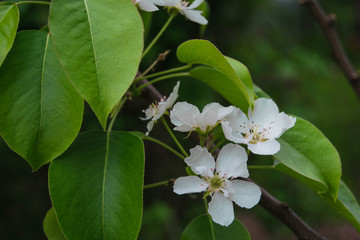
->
299;0;360;98
137;75;327;240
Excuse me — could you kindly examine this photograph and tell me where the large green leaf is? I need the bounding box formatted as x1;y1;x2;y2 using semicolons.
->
177;40;252;112
43;207;67;240
49;131;145;240
49;0;143;129
181;215;251;240
0;31;83;171
321;180;360;233
0;2;19;67
274;117;341;199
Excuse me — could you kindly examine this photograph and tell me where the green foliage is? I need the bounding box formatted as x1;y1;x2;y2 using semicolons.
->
43;208;67;240
0;30;83;171
177;39;253;112
275;117;342;199
181;215;251;240
0;2;19;67
49;131;145;240
49;0;143;129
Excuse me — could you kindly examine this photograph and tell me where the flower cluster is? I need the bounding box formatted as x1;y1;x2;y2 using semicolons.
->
140;82;296;226
132;0;208;25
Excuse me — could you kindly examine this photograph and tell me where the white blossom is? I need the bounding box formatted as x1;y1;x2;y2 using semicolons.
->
221;98;296;155
132;0;160;12
140;81;180;135
173;144;261;226
156;0;208;25
170;102;233;134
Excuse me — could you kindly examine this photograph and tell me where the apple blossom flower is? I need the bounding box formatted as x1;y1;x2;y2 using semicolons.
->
170;102;233;134
140;81;180;135
221;98;296;155
156;0;208;25
173;144;261;226
132;0;160;12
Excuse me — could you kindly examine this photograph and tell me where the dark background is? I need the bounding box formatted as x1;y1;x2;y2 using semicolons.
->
1;0;360;239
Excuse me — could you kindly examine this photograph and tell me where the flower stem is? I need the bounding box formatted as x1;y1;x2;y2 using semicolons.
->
134;64;192;83
161;117;189;157
144;179;173;189
136;50;171;81
16;1;50;6
107;96;127;132
248;165;275;170
142;11;177;59
143;136;185;160
136;72;190;92
204;198;216;240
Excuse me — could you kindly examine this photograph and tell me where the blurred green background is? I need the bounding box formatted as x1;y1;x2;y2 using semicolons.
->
1;0;360;239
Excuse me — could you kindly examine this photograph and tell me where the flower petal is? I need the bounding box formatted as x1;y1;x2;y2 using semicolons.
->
249;98;279;128
185;146;215;177
266;112;296;139
208;192;234;227
165;81;180;108
221;121;248;144
188;0;204;9
154;0;177;7
173;176;208;194
216;143;249;179
145;120;155;135
182;9;208;25
195;103;232;133
138;0;159;12
229;180;261;209
170;102;200;132
248;139;280;155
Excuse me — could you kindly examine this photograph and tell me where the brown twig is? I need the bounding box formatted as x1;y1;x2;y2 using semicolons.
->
137;78;327;240
299;0;360;98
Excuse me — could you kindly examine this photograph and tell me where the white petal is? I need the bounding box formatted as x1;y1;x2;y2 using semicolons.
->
266;113;296;139
185;146;215;177
139;0;159;12
248;139;280;155
216;143;249;179
249;98;279;128
195;103;231;132
208;192;234;227
223;107;250;134
173;176;208;194
182;9;208;25
221;121;248;144
155;0;177;6
164;81;180;108
229;180;261;209
145;120;155;135
170;102;200;132
188;0;204;9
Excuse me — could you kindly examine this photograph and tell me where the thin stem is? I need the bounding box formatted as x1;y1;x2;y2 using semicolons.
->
204;198;216;240
248;165;275;170
144;179;172;189
142;11;177;59
107;96;127;132
143;136;185;160
134;64;192;83
161;117;189;157
137;72;190;92
16;1;50;6
136;50;171;81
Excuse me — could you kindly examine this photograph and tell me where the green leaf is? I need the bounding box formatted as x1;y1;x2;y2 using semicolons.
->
274;117;341;199
49;0;144;129
321;180;360;233
49;131;145;240
253;84;271;99
0;2;19;67
0;31;83;171
181;215;251;240
177;40;252;112
43;207;67;240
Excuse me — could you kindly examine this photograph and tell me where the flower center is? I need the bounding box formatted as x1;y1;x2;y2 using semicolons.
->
176;0;189;10
240;122;270;144
207;175;225;192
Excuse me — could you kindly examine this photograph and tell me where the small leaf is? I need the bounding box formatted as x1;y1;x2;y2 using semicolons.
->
177;40;252;112
274;117;341;199
43;207;67;240
0;31;83;171
0;2;19;67
181;215;251;240
49;0;144;129
49;131;145;240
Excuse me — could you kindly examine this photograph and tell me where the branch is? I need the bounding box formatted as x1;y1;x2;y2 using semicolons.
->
137;78;327;240
299;0;360;98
